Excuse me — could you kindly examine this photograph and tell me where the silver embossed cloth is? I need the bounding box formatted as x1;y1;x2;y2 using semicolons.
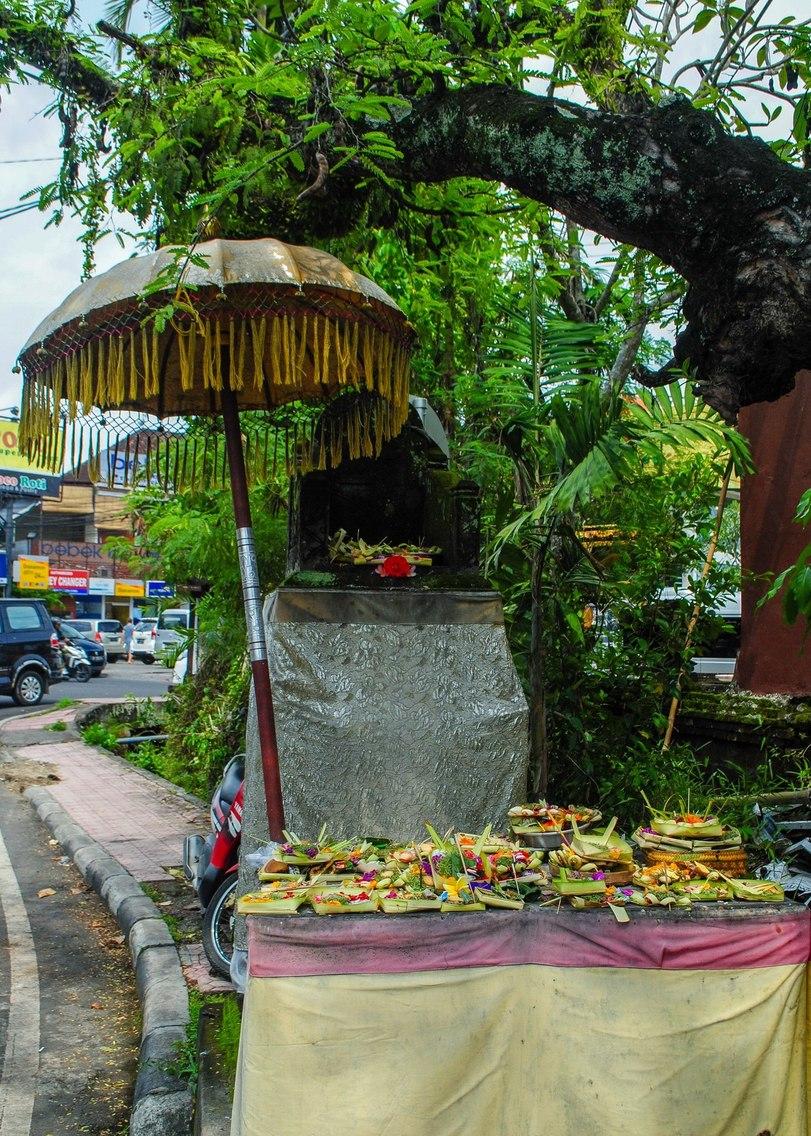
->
238;587;529;943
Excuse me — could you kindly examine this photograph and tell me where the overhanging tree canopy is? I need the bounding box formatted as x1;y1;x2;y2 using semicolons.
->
1;0;809;419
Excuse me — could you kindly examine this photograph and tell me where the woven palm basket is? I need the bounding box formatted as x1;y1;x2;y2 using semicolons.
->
644;847;748;875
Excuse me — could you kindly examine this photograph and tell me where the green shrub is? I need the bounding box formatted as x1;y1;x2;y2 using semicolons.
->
81;722;125;751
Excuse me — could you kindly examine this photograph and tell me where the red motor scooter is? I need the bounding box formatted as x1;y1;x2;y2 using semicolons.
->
183;753;244;979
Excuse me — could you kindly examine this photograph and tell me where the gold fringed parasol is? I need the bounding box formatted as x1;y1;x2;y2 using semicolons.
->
15;237;416;842
17;237;414;478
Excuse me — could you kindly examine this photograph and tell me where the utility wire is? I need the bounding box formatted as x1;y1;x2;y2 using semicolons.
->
0;157;60;164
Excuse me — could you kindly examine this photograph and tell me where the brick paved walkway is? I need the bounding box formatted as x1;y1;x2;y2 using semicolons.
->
1;704;207;882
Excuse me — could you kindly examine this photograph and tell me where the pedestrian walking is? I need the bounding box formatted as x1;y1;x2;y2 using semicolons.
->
123;617;135;663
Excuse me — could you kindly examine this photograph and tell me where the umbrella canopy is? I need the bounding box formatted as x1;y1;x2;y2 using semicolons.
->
17;237;414;475
15;237;417;843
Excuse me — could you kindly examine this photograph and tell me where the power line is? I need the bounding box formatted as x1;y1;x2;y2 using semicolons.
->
0;157;60;165
0;202;41;221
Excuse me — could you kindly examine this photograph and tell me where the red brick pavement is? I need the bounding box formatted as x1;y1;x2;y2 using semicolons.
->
1;706;207;881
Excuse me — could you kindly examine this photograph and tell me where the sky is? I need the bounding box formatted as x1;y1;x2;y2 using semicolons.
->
0;1;797;415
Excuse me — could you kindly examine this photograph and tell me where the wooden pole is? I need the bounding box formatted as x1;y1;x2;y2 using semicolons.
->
221;385;286;840
662;457;735;752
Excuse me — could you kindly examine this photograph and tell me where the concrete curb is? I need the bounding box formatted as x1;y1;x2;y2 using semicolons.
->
24;784;194;1136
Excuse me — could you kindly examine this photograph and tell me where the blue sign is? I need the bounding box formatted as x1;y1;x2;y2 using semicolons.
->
0;551;6;585
147;580;175;599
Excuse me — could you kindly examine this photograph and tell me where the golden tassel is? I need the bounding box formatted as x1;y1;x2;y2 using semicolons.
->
237;318;248;392
338;320;350;384
229;319;243;391
288;314;299;386
149;325;160;399
321;318;332;386
281;314;291;386
113;336;126;404
201;318;212;389
177;320;195;393
350;321;360;383
212;321;223;391
363;325;374;390
296;315;307;386
381;331;390;399
269;315;282;389
95;336;107;408
128;331;139;402
89;432;101;483
250;317;266;390
140;327;151;402
378;334;391;400
312;314;321;390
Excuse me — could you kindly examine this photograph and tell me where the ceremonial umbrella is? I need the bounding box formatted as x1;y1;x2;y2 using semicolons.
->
16;238;415;839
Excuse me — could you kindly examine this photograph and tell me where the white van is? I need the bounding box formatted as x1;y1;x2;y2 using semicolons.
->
139;608;189;664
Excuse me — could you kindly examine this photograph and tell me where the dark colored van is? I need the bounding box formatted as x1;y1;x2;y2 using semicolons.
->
0;599;63;705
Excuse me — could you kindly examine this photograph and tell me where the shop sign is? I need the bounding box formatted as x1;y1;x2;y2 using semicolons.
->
0;551;7;585
0;418;61;497
115;579;145;598
49;568;89;593
88;576;115;595
147;580;175;598
18;557;50;590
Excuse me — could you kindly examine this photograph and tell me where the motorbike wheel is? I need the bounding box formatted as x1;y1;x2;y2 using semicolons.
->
75;662;91;683
202;874;238;980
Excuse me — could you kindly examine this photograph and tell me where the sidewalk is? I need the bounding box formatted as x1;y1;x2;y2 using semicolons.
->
2;702;232;995
2;703;207;882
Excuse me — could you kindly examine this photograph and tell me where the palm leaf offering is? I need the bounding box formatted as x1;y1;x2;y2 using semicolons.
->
729;880;785;903
241;817;787;918
640;792;726;840
328;529;440;566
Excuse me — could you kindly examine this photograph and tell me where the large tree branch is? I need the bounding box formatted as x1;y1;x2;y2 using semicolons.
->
395;84;811;419
0;6;117;105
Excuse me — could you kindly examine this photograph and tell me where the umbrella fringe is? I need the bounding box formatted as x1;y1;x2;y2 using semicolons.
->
18;313;412;483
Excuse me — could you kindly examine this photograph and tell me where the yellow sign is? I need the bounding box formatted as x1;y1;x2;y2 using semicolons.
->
18;557;50;590
115;580;145;598
0;419;52;474
0;417;61;496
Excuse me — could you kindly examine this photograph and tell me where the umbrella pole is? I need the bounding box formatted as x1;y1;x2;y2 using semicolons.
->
221;387;286;841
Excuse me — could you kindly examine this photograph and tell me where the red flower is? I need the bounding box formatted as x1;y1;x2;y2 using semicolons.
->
375;554;415;578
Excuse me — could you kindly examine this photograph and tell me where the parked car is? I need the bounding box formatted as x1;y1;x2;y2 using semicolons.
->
56;621;106;676
0;599;63;706
131;618;158;661
153;608;190;661
63;618;125;660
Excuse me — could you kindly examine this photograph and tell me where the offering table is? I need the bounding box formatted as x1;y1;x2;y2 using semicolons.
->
231;902;811;1136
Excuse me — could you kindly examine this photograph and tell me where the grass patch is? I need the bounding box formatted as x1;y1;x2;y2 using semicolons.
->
55;697;78;709
214;996;242;1082
165;991;242;1093
46;720;68;732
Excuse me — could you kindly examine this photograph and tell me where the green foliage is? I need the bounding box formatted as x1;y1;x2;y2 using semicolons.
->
55;697;78;709
45;720;67;732
160;653;251;797
81;721;127;751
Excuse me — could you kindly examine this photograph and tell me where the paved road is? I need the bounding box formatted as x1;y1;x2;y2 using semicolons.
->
0;659;173;722
0;782;139;1136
